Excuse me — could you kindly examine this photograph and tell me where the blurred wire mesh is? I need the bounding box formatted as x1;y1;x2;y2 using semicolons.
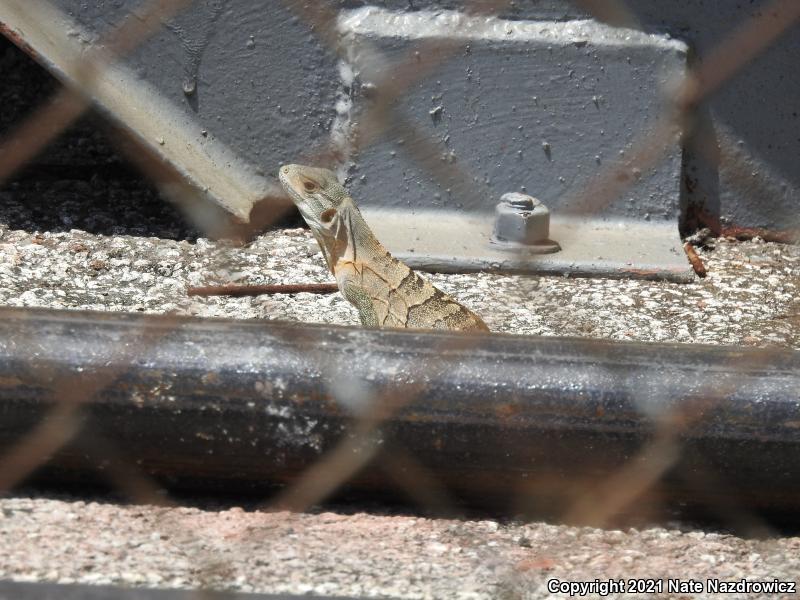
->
0;0;798;597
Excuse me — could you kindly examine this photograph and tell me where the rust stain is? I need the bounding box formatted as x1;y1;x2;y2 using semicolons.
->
683;242;707;278
495;402;522;420
720;225;799;244
619;267;662;278
684;206;722;236
685;205;799;243
0;376;23;388
188;282;339;297
200;372;220;386
0;22;45;68
515;557;556;572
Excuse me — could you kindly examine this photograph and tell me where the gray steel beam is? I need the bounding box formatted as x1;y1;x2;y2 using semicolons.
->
343;0;800;237
0;0;696;280
2;1;796;278
342;9;691;279
0;0;277;224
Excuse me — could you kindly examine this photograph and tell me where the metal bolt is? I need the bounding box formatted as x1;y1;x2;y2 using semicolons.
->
182;79;196;96
491;193;560;254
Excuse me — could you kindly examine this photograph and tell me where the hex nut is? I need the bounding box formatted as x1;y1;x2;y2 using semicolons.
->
491;193;560;253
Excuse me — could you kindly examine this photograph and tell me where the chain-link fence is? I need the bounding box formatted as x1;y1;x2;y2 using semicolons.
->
0;0;799;598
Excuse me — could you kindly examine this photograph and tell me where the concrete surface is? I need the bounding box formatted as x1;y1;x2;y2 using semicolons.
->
0;225;796;347
0;497;798;599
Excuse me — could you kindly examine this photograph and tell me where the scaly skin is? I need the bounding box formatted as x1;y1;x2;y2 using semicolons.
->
279;164;489;332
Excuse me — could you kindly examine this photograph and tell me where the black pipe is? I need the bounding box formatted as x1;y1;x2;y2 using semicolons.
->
0;307;798;518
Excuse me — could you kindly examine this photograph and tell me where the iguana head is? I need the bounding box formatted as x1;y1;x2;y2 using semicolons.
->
279;164;350;272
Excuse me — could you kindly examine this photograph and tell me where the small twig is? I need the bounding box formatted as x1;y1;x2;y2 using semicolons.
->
683;242;707;278
187;283;338;297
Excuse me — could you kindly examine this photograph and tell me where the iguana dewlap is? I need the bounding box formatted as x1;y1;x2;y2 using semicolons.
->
279;164;488;332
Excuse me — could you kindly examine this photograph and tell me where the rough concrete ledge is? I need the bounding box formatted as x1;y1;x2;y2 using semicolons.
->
0;497;798;599
0;225;796;348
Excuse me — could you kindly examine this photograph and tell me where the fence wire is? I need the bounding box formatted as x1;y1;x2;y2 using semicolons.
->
0;0;798;597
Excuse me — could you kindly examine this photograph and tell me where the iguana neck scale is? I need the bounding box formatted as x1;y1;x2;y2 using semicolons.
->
279;164;489;332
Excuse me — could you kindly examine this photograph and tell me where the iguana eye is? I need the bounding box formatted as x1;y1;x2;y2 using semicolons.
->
320;208;336;223
303;180;317;191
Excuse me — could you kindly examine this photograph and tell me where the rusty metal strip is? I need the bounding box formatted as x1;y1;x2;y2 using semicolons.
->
1;307;798;518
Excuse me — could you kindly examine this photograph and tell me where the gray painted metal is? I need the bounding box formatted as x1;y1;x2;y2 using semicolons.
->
342;8;690;279
621;0;800;235
0;0;274;225
382;0;798;235
363;209;691;280
492;193;558;252
3;1;795;278
342;9;686;222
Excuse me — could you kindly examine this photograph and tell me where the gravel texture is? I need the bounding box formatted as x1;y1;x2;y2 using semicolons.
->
0;497;798;599
0;226;797;348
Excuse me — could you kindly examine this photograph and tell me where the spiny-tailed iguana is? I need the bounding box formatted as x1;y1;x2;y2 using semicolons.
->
279;164;489;332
